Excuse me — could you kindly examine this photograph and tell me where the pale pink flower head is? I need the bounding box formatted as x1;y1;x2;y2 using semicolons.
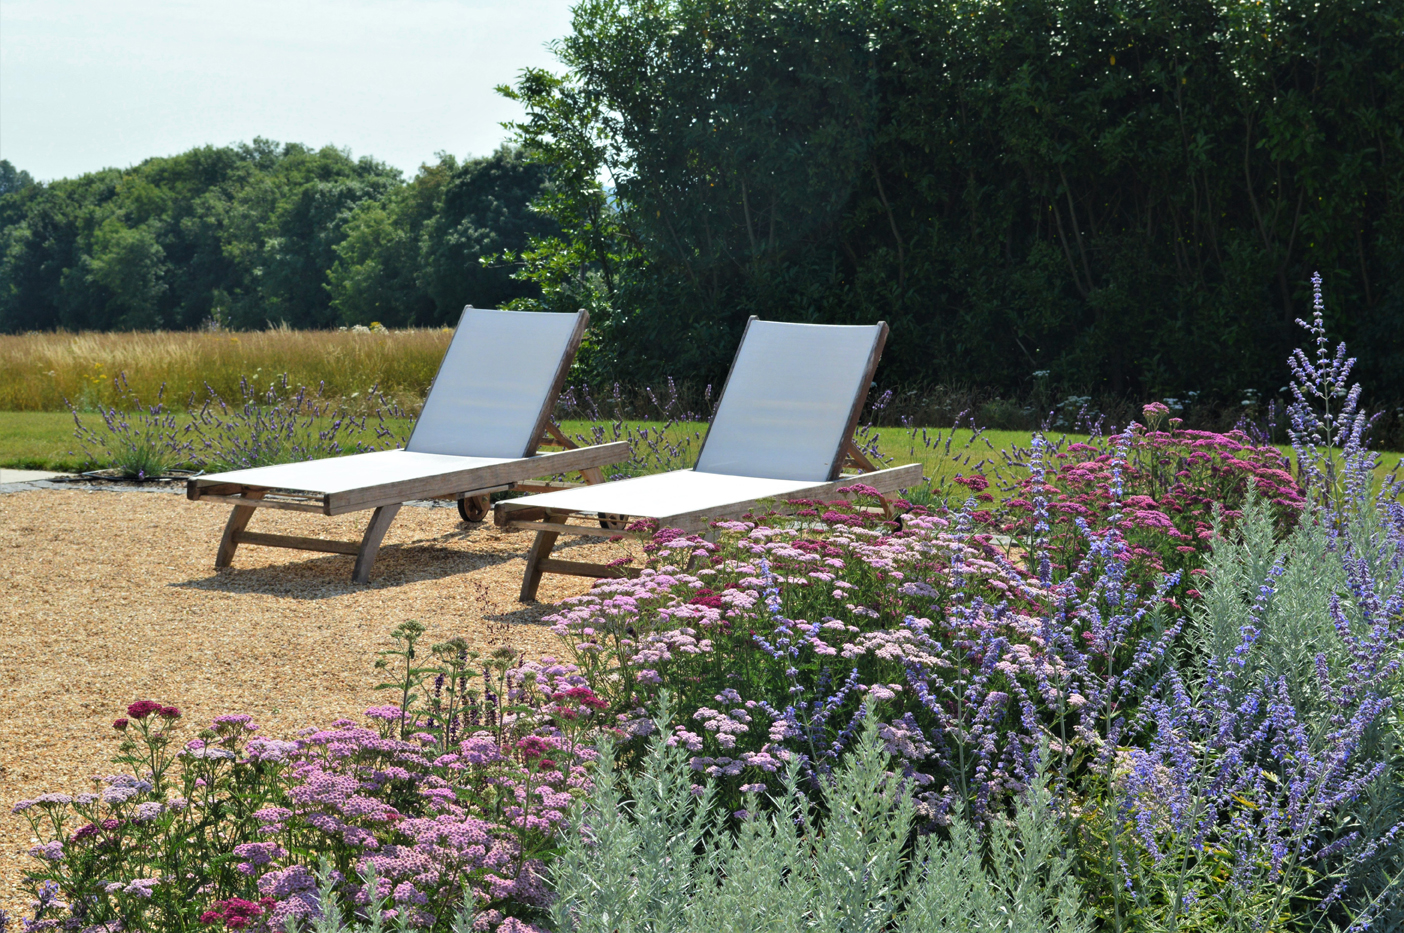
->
1141;401;1170;423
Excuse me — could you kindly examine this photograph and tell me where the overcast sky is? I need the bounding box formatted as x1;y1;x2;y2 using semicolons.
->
0;0;577;182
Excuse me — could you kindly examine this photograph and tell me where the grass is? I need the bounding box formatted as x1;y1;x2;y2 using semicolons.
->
0;328;452;413
0;412;94;472
7;410;1401;495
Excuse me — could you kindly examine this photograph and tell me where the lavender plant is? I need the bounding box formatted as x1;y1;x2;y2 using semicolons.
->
67;370;413;477
555;380;707;479
549;696;1089;933
68;375;193;478
1100;524;1403;931
1286;272;1379;520
184;374;411;472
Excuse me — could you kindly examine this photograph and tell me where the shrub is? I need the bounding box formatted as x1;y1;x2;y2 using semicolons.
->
1071;489;1404;931
182;374;411;472
549;697;1089;933
68;376;191;479
546;485;1190;824
994;422;1305;596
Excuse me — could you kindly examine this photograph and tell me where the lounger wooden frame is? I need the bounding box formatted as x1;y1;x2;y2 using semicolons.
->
495;317;924;601
498;450;921;600
187;308;629;583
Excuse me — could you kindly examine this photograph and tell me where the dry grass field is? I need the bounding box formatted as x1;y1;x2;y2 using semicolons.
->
0;327;453;413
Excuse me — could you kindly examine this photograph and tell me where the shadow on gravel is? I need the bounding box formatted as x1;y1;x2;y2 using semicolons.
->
169;543;521;599
168;522;625;600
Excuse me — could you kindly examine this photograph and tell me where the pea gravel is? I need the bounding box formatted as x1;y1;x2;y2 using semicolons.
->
0;486;637;919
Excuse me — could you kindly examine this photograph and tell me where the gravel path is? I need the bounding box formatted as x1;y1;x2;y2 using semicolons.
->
0;485;633;919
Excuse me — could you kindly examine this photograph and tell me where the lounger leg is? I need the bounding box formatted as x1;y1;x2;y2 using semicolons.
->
352;503;402;584
520;511;569;601
215;491;267;568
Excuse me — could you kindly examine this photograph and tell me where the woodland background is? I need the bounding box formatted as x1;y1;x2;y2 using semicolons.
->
1;0;1400;405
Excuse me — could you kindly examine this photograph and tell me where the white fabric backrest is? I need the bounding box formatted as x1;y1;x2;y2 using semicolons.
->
406;308;582;458
694;320;883;481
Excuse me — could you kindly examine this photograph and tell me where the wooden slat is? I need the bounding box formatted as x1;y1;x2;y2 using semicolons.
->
195;494;328;514
510;481;585;494
832;463;922;493
508;520;629;538
541;421;579;450
844;440;879;473
188;481;243;500
497;505;548;526
325;442;629;514
538;558;640;580
233;531;361;555
428;484;512;501
352;504;402;583
216;490;265;567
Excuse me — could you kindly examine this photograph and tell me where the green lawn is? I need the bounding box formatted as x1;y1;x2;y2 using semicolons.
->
5;411;1400;495
0;411;94;471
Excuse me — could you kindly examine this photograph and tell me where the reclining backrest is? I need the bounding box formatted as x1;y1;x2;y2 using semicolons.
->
693;318;887;482
405;307;586;458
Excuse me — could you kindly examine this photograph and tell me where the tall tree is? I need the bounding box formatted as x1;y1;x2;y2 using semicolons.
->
504;0;1404;399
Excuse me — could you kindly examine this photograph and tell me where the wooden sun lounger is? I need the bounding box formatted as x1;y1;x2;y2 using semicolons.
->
187;308;628;583
495;317;923;600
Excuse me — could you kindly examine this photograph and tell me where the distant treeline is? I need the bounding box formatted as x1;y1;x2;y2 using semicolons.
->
0;142;554;333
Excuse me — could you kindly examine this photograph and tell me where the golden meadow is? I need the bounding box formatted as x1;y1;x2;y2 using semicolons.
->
0;328;453;413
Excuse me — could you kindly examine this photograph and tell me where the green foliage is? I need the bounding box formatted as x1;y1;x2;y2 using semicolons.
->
550;698;1090;933
0;142;553;333
505;0;1404;400
0;160;36;200
1187;497;1404;929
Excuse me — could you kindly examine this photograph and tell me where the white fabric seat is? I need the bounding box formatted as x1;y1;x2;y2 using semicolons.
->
498;469;825;524
196;450;514;497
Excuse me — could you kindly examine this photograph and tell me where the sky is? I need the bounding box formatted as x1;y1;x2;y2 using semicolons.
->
0;0;577;182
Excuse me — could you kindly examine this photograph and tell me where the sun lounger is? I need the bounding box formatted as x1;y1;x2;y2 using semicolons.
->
494;317;923;600
187;308;628;582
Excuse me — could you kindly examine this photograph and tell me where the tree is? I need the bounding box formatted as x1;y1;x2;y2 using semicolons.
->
328;155;455;327
503;0;1404;398
418;145;559;321
0;160;35;197
86;218;168;330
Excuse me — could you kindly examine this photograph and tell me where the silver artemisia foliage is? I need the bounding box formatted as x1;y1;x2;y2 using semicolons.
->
549;696;1090;933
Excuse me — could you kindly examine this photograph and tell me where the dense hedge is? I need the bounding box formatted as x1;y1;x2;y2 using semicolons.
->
506;0;1404;399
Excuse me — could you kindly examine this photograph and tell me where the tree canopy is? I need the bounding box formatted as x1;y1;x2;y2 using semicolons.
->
4;0;1400;405
0;142;554;333
503;0;1404;399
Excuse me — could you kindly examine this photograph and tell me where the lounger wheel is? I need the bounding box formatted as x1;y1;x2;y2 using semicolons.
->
599;513;628;530
458;494;490;523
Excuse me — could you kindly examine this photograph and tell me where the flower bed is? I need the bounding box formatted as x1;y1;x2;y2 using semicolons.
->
12;284;1404;932
14;631;605;932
